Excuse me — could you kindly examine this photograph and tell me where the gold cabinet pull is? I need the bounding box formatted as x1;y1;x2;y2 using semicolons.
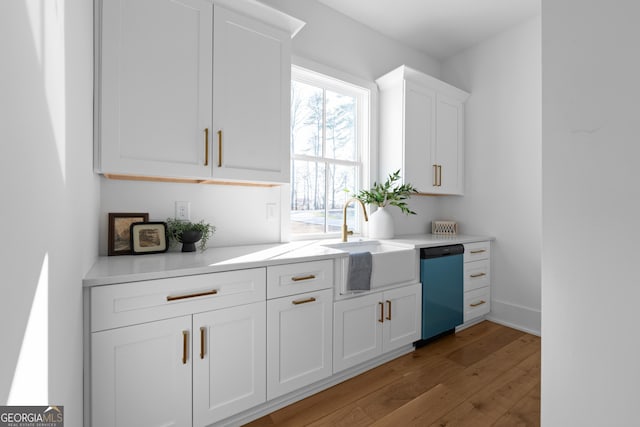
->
437;164;442;186
386;300;392;320
217;130;223;167
292;297;316;305
291;274;316;282
470;300;486;308
433;164;438;186
470;249;486;254
470;272;487;278
378;302;384;323
200;327;206;359
204;128;209;166
167;289;218;302
182;330;188;364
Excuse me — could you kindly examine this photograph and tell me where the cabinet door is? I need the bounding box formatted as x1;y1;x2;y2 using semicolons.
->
333;293;383;373
404;80;436;192
434;93;464;195
382;283;422;352
99;0;213;178
91;316;192;427
267;289;333;399
212;5;290;183
193;302;266;427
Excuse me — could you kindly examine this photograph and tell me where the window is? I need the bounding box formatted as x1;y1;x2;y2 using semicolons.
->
290;65;369;237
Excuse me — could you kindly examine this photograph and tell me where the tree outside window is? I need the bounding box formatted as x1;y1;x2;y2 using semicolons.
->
290;67;368;236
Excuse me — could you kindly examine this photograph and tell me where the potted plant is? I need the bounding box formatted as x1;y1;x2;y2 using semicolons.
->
166;218;216;252
354;170;418;238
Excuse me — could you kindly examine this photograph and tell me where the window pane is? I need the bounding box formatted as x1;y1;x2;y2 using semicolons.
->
290;160;326;234
327;164;357;233
326;90;356;161
291;81;324;157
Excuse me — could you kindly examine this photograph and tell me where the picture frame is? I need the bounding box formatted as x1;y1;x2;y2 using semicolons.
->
130;222;168;255
108;212;149;256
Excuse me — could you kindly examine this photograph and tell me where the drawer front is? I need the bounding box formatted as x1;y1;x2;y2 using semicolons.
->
267;260;333;299
464;259;490;292
91;268;266;332
463;286;490;323
464;241;490;263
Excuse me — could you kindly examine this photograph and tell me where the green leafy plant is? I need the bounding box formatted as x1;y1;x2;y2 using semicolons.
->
166;218;216;251
354;170;418;215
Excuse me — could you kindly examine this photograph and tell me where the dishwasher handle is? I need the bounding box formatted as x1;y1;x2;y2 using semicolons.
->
420;244;464;259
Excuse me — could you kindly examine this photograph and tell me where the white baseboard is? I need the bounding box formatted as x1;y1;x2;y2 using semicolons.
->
486;299;541;336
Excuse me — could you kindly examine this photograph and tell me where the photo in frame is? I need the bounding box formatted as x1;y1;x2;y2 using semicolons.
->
108;212;149;256
130;222;168;255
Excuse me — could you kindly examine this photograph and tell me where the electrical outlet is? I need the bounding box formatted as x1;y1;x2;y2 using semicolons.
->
266;203;276;221
175;201;191;221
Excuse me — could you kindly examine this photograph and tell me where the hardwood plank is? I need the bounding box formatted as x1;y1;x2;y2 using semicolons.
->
370;334;540;426
241;322;541;427
307;357;464;425
446;326;525;367
430;350;541;426
245;364;401;427
492;381;541;427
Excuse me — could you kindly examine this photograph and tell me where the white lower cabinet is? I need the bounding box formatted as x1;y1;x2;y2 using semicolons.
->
193;302;266;426
333;283;422;373
92;316;193;427
463;241;491;323
266;289;333;399
91;302;265;427
90;269;267;427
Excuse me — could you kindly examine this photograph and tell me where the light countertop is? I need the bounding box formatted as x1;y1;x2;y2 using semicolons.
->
83;234;492;287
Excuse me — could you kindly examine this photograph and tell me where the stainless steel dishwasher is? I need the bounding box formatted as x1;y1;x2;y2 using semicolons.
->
419;244;464;342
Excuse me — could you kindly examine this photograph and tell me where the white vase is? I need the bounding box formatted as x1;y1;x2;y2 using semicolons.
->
368;206;394;239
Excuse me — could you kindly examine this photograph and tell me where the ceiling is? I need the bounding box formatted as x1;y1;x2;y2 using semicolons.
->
315;0;540;60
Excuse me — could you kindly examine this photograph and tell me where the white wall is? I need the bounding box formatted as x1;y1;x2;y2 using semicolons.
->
100;0;443;249
542;1;640;424
100;179;283;253
440;17;542;334
260;0;441;81
0;0;98;425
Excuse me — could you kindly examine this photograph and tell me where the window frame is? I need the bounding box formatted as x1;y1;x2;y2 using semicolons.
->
289;61;372;240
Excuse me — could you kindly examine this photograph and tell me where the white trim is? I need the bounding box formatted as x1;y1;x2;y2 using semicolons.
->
289;57;376;238
486;299;541;336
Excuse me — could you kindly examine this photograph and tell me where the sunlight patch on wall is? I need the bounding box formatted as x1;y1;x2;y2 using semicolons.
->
26;0;67;181
8;254;49;405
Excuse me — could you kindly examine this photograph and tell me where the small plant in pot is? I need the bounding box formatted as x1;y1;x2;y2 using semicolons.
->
166;218;216;252
353;170;418;239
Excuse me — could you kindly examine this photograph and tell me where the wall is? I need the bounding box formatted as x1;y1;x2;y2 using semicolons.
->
100;0;444;250
542;1;640;424
261;0;441;81
440;17;542;334
0;0;98;425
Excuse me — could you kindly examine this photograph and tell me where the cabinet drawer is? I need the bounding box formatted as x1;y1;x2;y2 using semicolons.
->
464;241;490;263
464;259;490;292
91;268;266;332
463;287;490;323
267;260;333;299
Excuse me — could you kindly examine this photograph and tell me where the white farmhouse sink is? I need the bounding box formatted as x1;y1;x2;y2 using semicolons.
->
321;240;419;291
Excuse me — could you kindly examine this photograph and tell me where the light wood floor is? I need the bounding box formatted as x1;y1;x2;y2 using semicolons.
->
244;321;540;427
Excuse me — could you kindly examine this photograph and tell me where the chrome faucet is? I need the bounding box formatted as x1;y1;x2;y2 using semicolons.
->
341;198;369;242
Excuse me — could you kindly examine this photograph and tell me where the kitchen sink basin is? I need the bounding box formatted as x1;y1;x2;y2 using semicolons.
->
321;240;419;291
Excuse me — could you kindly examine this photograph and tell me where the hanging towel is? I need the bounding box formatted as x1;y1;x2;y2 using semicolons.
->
347;252;372;292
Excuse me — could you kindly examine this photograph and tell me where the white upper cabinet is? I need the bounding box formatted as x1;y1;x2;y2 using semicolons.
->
211;5;291;183
377;65;469;195
98;0;214;178
96;0;304;183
